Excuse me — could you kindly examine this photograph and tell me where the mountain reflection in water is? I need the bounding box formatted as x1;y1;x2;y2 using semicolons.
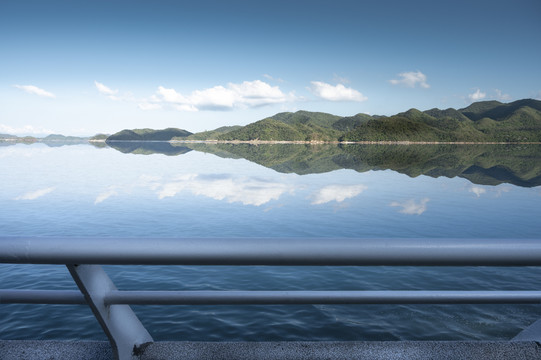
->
1;141;540;342
106;142;541;188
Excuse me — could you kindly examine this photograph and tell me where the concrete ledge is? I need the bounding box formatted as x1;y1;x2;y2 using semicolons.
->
0;340;112;360
1;340;540;360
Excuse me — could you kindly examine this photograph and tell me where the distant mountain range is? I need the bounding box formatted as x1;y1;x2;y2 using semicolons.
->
2;99;541;144
106;128;191;141
0;134;90;144
104;98;541;143
2;102;540;187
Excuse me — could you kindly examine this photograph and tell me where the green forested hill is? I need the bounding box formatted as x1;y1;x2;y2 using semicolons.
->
341;99;541;142
459;101;504;120
217;111;343;141
217;99;541;142
104;99;541;143
184;126;242;140
331;113;374;132
107;128;192;141
268;110;341;127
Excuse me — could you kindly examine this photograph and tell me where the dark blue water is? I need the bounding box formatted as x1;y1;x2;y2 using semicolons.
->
1;143;541;341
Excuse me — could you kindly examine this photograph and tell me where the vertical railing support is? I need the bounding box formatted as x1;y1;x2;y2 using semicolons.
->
67;264;153;360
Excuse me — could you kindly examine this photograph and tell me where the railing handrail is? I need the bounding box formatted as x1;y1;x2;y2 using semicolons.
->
4;289;541;305
1;237;541;266
3;237;541;359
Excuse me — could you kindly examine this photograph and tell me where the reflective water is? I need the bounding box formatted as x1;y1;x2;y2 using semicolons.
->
1;142;540;341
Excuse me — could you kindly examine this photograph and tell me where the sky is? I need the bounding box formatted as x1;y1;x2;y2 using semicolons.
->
1;0;540;136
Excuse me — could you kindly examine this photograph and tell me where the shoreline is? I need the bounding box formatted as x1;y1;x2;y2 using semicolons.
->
3;138;541;145
171;140;541;145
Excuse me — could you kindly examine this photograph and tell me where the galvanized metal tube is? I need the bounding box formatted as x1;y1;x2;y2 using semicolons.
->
0;290;86;304
104;290;541;305
4;289;541;306
1;237;541;266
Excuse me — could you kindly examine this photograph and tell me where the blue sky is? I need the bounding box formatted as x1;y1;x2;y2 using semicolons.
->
1;0;540;136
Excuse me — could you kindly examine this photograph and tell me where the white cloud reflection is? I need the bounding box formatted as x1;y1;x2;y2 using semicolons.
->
468;185;511;198
157;174;293;206
390;198;429;215
311;184;367;205
15;187;55;200
95;173;292;206
95;187;119;204
469;186;487;197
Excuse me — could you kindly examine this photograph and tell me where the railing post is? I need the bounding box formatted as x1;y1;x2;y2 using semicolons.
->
512;319;541;342
67;264;153;360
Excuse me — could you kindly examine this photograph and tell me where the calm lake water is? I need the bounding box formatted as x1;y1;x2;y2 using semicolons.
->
1;142;541;341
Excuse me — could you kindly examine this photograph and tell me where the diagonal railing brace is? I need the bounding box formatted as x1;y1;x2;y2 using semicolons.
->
67;264;153;360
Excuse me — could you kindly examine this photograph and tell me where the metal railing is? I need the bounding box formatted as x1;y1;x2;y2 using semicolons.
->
1;237;541;359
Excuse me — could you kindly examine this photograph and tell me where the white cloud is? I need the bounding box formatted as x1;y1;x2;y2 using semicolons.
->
229;80;289;107
263;74;284;83
390;71;430;88
311;184;367;205
154;80;293;111
309;81;367;102
157;86;188;103
15;187;55;200
138;102;162;111
190;85;237;110
0;124;54;135
175;104;198;112
332;74;350;85
94;81;118;96
14;85;55;98
390;198;429;215
536;91;541;101
94;81;136;102
494;89;511;101
468;88;486;102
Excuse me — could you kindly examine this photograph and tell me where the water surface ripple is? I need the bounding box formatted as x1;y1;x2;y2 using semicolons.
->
1;143;540;341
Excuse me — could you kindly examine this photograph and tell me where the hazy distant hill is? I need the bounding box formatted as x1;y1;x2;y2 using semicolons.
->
42;134;89;142
0;133;89;144
0;134;37;143
107;128;192;141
